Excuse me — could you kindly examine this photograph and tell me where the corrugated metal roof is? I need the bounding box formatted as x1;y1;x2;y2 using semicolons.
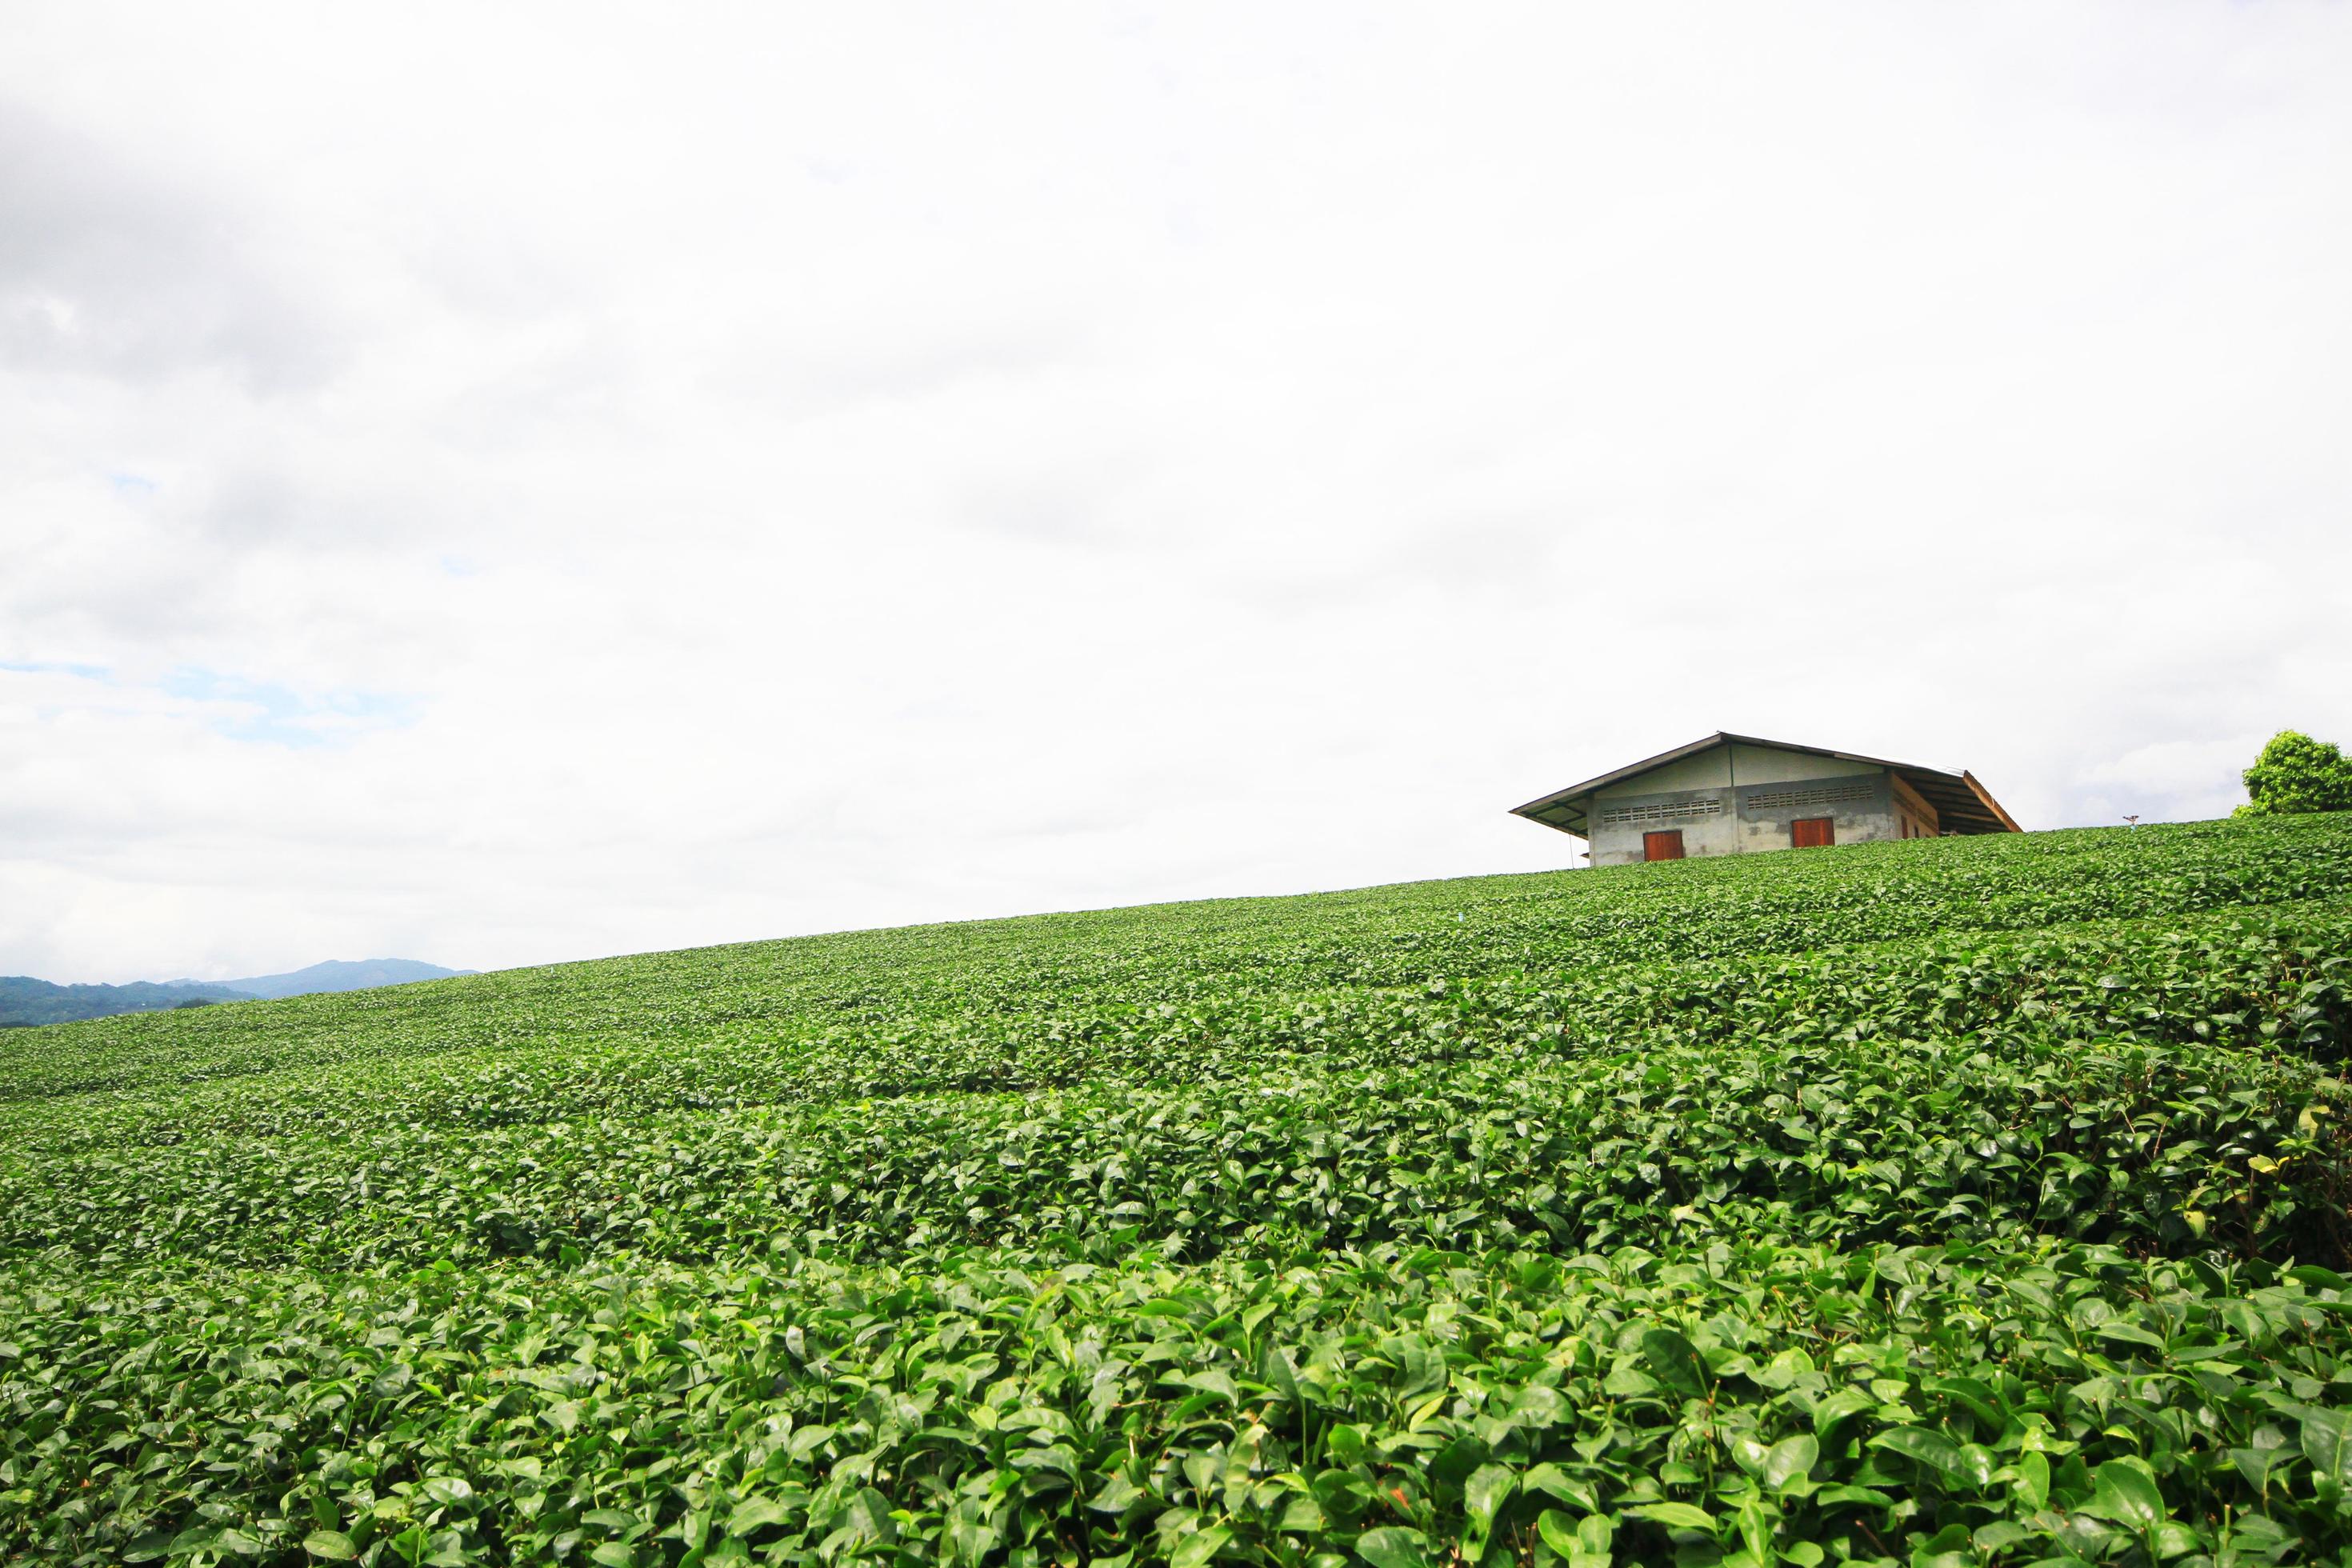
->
1510;732;2020;839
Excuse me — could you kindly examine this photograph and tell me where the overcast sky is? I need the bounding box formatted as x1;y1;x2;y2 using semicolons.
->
4;3;2349;983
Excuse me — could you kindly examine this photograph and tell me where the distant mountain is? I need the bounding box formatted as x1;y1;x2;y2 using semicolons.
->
0;958;474;1027
195;958;474;1001
0;976;255;1028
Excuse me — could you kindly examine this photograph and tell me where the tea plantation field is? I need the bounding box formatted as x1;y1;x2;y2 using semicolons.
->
6;815;2352;1568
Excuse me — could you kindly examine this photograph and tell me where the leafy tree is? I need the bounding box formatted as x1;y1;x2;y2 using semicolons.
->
2238;729;2352;816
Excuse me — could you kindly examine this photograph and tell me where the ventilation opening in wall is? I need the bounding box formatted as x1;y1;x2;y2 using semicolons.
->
1598;796;1726;828
1745;781;1876;813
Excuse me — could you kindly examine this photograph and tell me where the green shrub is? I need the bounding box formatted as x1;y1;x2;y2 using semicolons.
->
2239;730;2352;816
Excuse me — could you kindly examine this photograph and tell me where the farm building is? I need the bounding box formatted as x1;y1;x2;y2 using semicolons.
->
1511;732;2020;866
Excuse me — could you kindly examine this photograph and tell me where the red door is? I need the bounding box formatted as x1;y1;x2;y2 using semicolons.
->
1643;830;1686;862
1791;817;1834;848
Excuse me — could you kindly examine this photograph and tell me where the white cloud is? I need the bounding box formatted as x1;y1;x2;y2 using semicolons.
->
2;1;2349;981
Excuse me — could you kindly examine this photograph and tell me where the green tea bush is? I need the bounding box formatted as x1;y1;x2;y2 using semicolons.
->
2;813;2351;1566
12;1241;2352;1567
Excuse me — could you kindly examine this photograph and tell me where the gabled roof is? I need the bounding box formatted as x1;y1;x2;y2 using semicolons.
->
1510;732;2021;838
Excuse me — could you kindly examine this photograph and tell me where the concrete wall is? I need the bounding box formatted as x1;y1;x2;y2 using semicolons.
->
1726;743;1874;784
1589;782;1746;863
1586;742;1911;866
1732;772;1898;855
1595;749;1735;797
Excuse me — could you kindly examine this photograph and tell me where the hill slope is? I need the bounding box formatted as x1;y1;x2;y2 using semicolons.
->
0;974;254;1027
182;957;476;1001
3;814;2351;1565
0;958;470;1027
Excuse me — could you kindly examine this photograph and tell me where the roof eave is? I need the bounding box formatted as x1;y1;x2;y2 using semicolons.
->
1508;799;1590;838
1962;770;2022;833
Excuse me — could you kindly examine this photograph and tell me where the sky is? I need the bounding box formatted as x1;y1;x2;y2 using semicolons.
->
3;3;2349;984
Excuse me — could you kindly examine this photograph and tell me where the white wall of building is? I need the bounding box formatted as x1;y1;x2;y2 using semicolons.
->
1585;742;1916;866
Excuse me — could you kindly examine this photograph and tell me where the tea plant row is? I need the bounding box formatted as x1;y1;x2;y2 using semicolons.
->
6;904;2345;1277
9;1236;2352;1567
4;814;2351;1566
6;817;2345;1108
